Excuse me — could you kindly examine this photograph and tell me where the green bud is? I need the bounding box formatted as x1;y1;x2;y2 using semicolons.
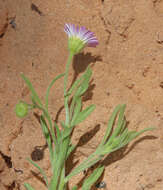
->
15;102;29;118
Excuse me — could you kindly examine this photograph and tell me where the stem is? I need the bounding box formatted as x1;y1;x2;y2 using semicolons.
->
49;52;74;190
64;52;74;125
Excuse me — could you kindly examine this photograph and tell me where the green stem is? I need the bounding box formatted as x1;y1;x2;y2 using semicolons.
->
49;52;74;190
64;52;74;96
64;52;74;125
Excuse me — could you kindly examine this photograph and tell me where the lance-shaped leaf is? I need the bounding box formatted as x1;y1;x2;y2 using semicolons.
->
61;126;74;140
27;158;48;187
68;66;92;96
24;183;35;190
70;96;82;124
106;104;126;146
98;104;122;147
21;74;42;107
72;186;78;190
82;166;104;190
45;73;64;109
71;104;95;126
67;144;76;158
40;116;53;161
54;122;61;143
100;127;154;155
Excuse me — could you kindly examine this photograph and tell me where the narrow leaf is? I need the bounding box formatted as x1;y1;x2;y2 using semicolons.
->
107;104;126;146
40;116;53;161
24;183;35;190
27;158;49;187
72;104;95;126
82;166;104;190
70;97;82;125
72;186;78;190
67;144;76;158
68;66;92;96
61;127;73;140
65;156;101;182
45;73;64;109
125;127;155;145
21;74;42;106
54;122;61;142
99;104;121;147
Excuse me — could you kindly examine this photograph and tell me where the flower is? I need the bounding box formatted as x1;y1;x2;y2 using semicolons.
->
64;23;98;55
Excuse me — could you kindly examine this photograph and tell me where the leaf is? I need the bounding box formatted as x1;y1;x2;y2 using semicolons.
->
74;68;92;97
109;128;129;149
60;121;66;129
68;66;92;96
40;116;53;161
61;126;73;140
72;104;95;126
45;73;64;109
24;183;35;190
101;127;155;155
65;155;101;182
107;104;126;146
123;127;155;147
67;144;76;158
21;74;42;107
71;186;78;190
27;158;49;187
70;97;82;125
54;122;61;142
82;166;104;190
99;104;122;147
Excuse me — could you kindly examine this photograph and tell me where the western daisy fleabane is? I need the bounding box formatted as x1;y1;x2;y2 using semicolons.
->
64;23;98;55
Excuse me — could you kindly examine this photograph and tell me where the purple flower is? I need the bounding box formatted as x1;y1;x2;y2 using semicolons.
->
64;23;98;54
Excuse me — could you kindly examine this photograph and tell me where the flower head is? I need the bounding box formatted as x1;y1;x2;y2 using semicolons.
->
64;23;98;55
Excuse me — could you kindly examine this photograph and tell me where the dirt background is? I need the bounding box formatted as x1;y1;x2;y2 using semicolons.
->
0;0;163;189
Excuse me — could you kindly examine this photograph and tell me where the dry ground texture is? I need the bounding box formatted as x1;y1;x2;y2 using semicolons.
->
0;0;163;189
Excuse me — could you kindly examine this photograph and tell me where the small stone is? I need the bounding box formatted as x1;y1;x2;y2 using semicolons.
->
156;31;163;44
96;181;107;189
0;154;6;172
159;82;163;88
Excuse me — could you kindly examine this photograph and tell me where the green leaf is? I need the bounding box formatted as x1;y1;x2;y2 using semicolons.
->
101;127;155;155
99;104;122;147
21;74;42;107
26;158;49;187
61;127;73;140
68;66;92;96
123;127;155;147
24;183;35;190
65;155;101;182
67;144;76;158
82;166;104;190
70;97;82;125
45;73;64;109
109;128;129;149
54;122;61;142
107;104;126;146
72;186;78;190
40;116;53;161
60;121;66;129
74;68;92;97
72;104;95;126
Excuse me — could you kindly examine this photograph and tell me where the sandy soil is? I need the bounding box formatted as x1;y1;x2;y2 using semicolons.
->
0;0;163;189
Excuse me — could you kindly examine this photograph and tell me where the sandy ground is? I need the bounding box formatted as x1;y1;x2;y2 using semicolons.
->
0;0;163;189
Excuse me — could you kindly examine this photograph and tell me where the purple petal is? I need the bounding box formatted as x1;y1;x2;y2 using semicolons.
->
64;23;98;47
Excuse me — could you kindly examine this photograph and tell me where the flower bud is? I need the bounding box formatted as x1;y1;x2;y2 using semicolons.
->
15;102;29;118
